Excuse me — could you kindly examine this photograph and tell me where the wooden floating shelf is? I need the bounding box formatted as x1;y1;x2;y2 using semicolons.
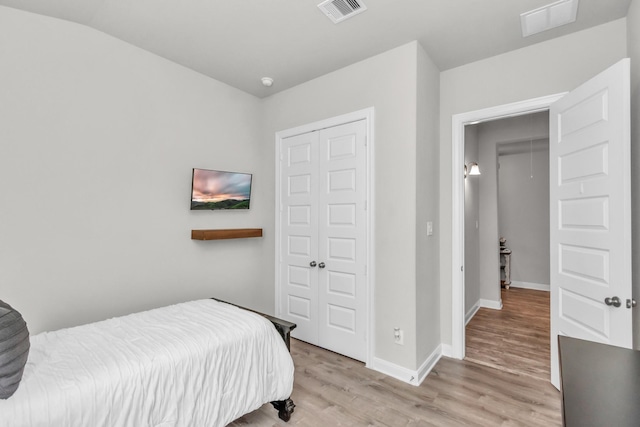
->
191;228;263;240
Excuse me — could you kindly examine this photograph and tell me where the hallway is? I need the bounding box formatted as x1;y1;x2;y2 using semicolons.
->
465;288;550;382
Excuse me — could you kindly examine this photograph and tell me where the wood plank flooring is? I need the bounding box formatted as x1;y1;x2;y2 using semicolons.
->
465;288;551;382
230;313;561;426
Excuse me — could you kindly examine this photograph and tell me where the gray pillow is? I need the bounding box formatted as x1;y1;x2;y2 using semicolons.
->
0;300;30;399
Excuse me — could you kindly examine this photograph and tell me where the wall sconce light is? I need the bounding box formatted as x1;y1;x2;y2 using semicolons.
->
464;162;481;178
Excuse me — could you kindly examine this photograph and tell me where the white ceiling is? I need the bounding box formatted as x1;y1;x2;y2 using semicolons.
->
0;0;631;97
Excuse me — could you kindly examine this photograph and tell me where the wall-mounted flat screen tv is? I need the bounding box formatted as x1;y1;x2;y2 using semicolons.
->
191;168;252;210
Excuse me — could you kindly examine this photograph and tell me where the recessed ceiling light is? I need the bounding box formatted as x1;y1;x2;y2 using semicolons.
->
261;77;274;87
521;0;579;38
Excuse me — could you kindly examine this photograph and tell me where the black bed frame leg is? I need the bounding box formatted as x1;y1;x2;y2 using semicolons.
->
271;398;295;422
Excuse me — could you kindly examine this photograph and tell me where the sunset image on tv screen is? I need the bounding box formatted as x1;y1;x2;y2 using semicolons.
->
191;169;252;210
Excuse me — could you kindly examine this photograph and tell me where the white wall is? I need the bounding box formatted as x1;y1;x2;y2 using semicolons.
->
464;126;480;316
439;19;628;347
0;7;271;334
498;141;550;288
628;0;640;349
263;41;440;371
415;45;441;366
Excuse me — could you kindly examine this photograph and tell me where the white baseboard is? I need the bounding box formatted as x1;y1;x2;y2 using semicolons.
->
465;302;480;325
509;281;550;291
370;345;442;386
416;345;442;385
479;298;503;310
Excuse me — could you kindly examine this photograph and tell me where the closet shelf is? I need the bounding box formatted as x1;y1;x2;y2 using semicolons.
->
191;228;263;240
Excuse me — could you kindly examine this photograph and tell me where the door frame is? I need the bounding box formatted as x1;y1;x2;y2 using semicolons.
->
450;94;565;360
274;107;375;366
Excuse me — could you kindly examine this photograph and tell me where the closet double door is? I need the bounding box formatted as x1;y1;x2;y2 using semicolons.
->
278;119;367;362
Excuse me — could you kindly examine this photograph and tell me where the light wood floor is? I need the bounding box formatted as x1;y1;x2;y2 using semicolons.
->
231;290;561;426
465;288;551;382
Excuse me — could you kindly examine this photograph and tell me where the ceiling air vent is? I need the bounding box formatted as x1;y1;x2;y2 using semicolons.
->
521;0;579;37
318;0;367;24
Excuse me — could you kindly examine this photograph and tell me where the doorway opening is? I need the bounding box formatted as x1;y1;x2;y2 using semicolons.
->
462;111;551;381
450;93;566;363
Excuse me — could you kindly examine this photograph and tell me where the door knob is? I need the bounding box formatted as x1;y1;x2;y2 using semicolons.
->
310;261;317;267
627;299;637;309
604;296;621;307
318;262;326;269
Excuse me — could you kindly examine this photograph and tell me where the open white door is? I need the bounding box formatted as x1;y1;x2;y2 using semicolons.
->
550;58;632;388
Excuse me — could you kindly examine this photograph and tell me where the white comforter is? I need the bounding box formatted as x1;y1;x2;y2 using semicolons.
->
0;299;294;427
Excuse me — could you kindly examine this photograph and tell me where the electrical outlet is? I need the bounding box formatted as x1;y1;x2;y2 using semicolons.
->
394;327;404;345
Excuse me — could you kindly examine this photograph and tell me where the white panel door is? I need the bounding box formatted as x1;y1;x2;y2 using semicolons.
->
317;120;367;361
280;131;319;344
550;58;632;387
279;119;368;362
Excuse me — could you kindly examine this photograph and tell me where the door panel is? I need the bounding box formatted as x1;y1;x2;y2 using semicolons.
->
280;131;319;344
317;120;367;361
550;58;632;387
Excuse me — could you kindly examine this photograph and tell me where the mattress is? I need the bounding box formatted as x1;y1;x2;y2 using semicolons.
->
0;299;294;427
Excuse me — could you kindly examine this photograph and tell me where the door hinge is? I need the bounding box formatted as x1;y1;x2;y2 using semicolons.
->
461;266;464;272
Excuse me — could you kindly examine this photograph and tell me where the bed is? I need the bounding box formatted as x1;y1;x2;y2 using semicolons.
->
0;298;296;427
